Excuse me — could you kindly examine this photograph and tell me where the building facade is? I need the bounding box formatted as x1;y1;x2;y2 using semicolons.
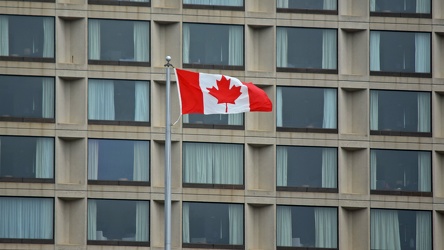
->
0;0;444;249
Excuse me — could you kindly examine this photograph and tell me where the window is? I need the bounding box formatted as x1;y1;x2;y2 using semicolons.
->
370;90;431;136
277;146;337;192
277;205;337;249
88;0;150;6
88;79;150;125
183;202;244;248
88;19;150;66
183;23;244;70
277;87;337;132
371;149;431;196
183;0;244;10
370;31;431;76
88;199;149;246
183;142;244;188
277;0;337;13
0;15;54;62
277;27;337;73
0;136;54;182
0;75;54;122
183;113;244;128
88;139;149;185
0;197;53;243
371;209;431;250
370;0;431;17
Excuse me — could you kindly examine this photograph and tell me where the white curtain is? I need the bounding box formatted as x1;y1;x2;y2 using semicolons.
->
135;81;149;122
370;150;377;190
184;0;243;6
42;17;54;58
87;200;97;240
133;141;149;182
229;204;243;245
315;208;337;248
416;0;431;13
88;20;101;60
183;24;190;64
135;201;149;241
370;0;376;11
277;28;288;68
88;140;99;180
371;209;401;250
322;29;337;69
133;22;149;62
214;144;243;185
42;78;54;119
277;206;292;246
228;26;243;66
182;203;190;243
418;152;431;192
88;79;115;120
416;212;432;250
322;89;337;129
276;87;283;127
370;91;379;130
323;0;337;10
370;31;381;71
277;0;288;8
276;146;288;186
183;143;213;184
415;33;430;73
321;148;336;188
417;92;430;132
0;197;53;239
0;16;8;56
35;138;54;179
228;114;243;125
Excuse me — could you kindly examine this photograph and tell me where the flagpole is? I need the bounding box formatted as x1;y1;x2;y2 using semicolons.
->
164;56;172;250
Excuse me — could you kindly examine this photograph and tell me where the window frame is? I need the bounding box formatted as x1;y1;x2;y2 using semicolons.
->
182;114;245;130
183;0;244;11
276;0;338;15
370;0;432;18
88;0;150;7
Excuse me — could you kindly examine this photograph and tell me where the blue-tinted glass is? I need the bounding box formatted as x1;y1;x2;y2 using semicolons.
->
371;0;431;14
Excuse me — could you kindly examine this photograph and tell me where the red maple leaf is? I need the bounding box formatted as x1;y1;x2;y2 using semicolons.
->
207;75;242;113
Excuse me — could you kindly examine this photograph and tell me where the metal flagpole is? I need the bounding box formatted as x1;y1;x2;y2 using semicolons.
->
164;56;172;250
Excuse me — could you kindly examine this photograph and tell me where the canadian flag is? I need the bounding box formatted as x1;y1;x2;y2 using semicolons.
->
175;68;272;115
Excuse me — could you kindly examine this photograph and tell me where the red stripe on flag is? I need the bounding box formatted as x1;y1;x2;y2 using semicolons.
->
175;69;204;114
243;82;272;112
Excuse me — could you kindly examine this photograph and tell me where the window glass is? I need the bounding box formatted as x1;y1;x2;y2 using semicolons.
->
370;0;431;15
183;0;243;7
183;202;244;246
183;113;244;127
276;87;337;131
371;209;431;250
370;90;431;134
370;31;431;75
88;79;150;123
183;142;244;186
88;199;149;244
88;19;150;64
277;205;337;248
0;136;54;181
88;139;149;183
277;0;337;11
0;15;54;60
277;146;337;190
371;149;431;194
0;75;54;120
89;0;150;5
0;197;53;241
277;27;337;72
183;23;244;68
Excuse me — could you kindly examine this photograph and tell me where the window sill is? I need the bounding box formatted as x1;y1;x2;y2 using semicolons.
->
370;130;431;137
88;0;150;6
277;127;338;134
371;190;432;197
88;240;149;246
370;71;432;78
277;8;338;15
277;67;338;74
0;56;55;63
183;183;244;190
277;187;337;193
183;243;244;249
88;180;150;186
183;4;244;11
0;177;54;183
14;0;55;2
183;123;244;130
277;247;338;250
183;63;245;71
0;117;54;123
88;120;150;126
0;238;54;244
88;60;150;67
370;12;431;18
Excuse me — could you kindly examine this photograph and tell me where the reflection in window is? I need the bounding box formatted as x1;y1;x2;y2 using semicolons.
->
0;15;54;60
277;146;337;190
370;0;431;15
277;87;337;131
0;136;54;181
371;149;431;194
277;27;337;72
183;0;243;7
0;75;54;120
183;23;244;68
88;19;149;64
88;139;149;183
0;197;53;241
88;79;149;123
370;90;431;134
183;202;244;246
371;209;431;250
88;199;149;244
277;0;337;11
370;31;430;75
183;113;243;127
183;142;243;186
277;206;337;248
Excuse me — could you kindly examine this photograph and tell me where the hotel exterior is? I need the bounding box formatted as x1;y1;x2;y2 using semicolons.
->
0;0;444;249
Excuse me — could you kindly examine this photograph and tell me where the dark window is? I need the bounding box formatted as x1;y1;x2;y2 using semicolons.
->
277;0;337;13
370;90;431;136
88;139;149;185
183;113;244;129
277;86;337;132
88;0;150;6
277;205;338;249
0;136;54;182
370;0;431;17
88;79;150;125
0;15;54;62
371;209;431;250
183;0;244;10
277;27;337;73
183;202;244;248
277;146;337;192
183;23;244;70
88;199;149;245
88;19;150;66
370;31;431;76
